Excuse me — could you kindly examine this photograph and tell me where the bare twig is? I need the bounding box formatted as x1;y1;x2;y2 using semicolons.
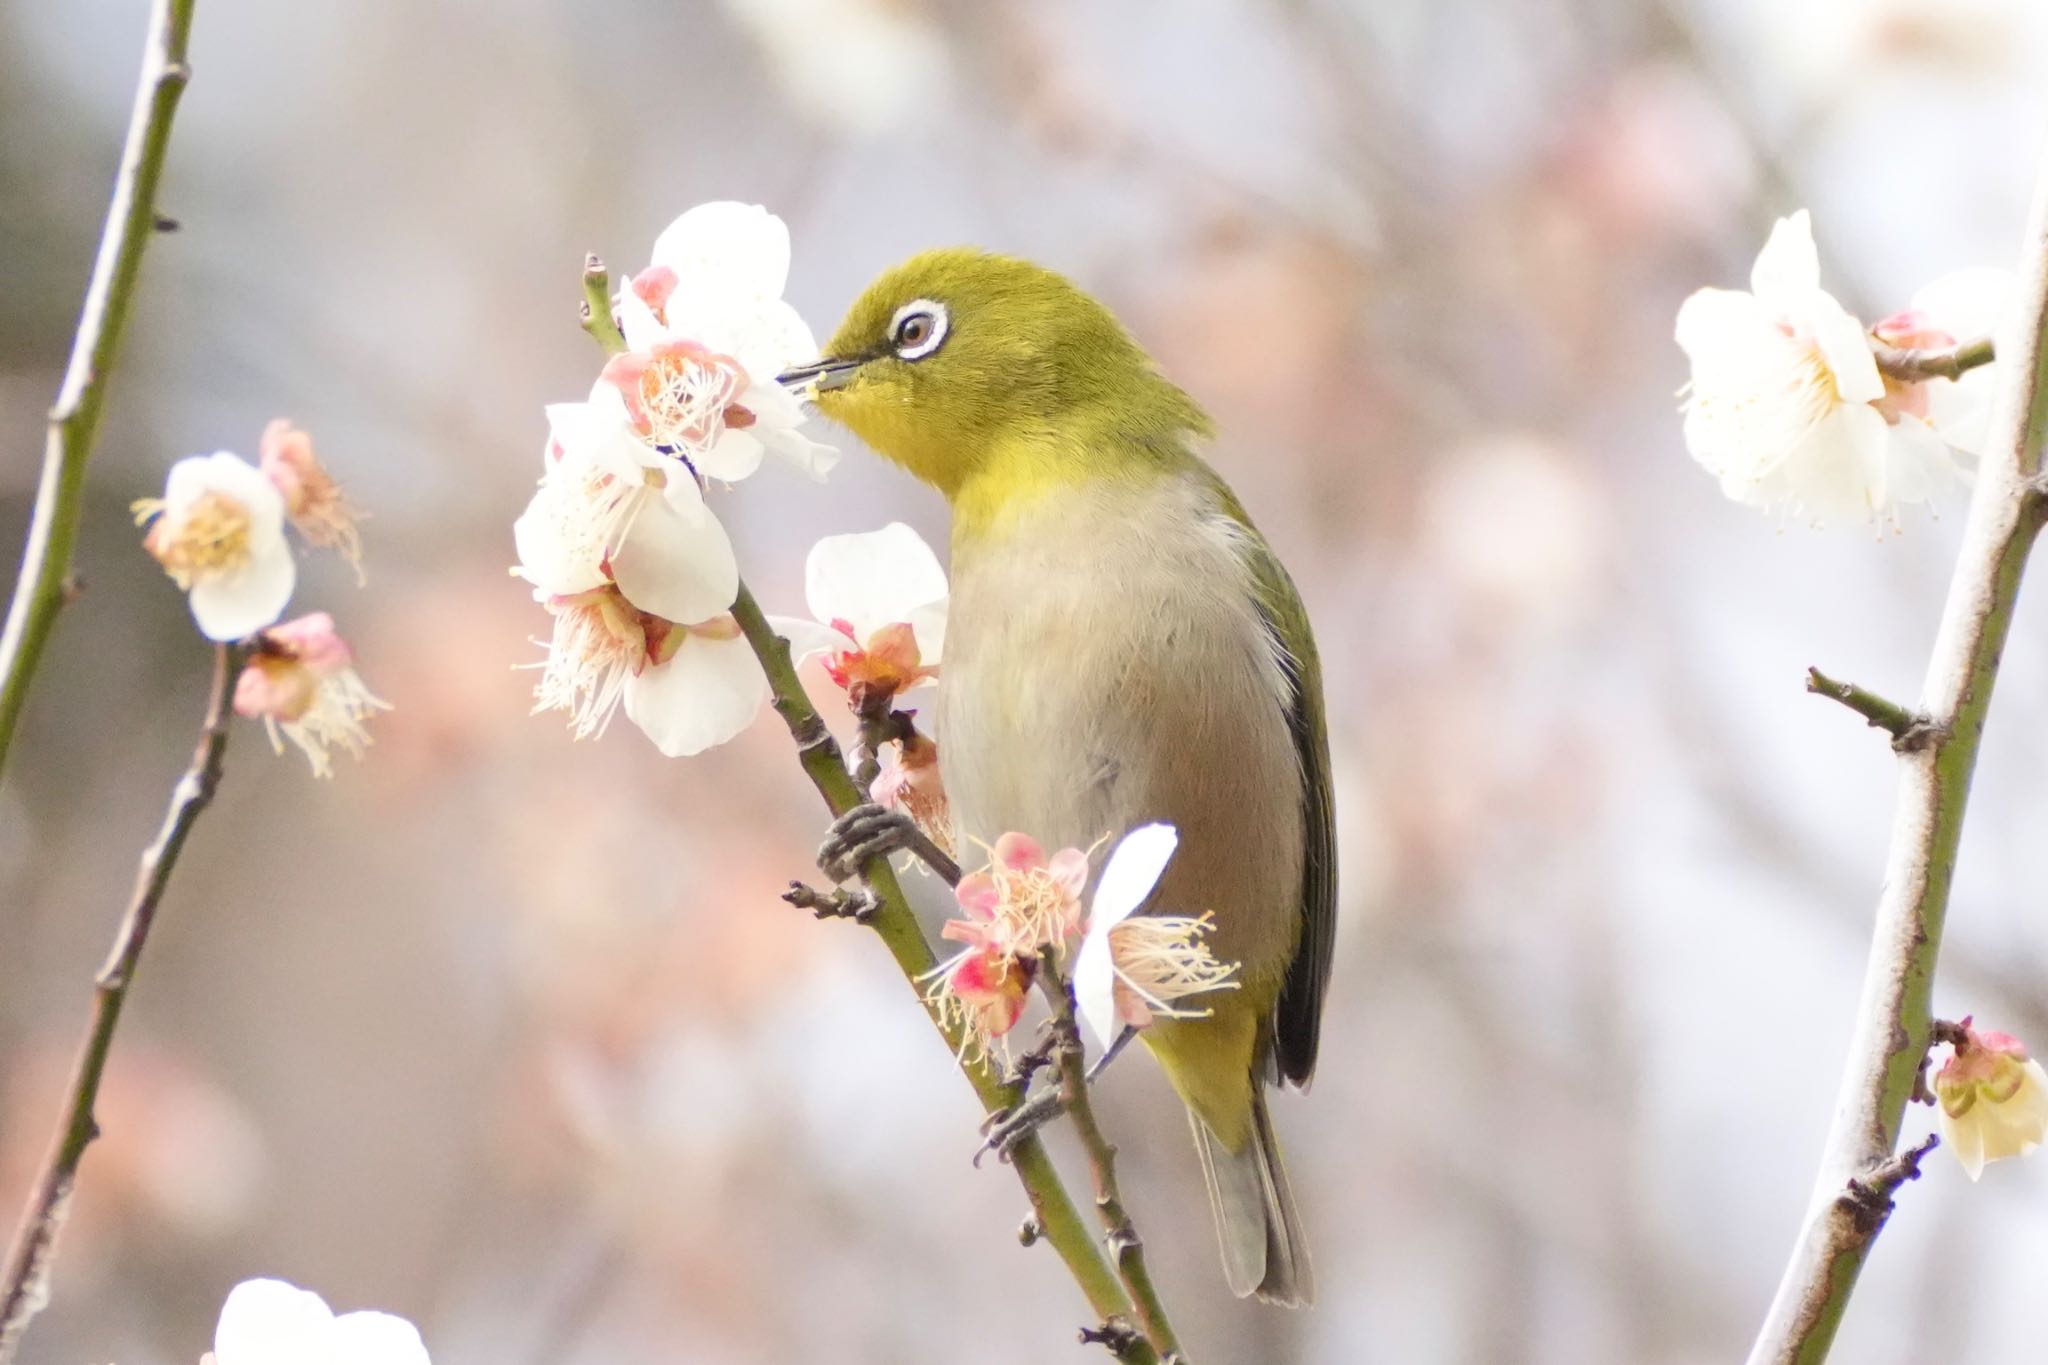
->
1745;158;2048;1365
1803;668;1941;751
1872;337;1996;385
1041;962;1185;1362
579;255;626;354
0;643;240;1362
0;0;199;782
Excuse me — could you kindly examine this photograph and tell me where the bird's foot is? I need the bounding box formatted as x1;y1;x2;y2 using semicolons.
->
977;1084;1068;1166
818;802;961;885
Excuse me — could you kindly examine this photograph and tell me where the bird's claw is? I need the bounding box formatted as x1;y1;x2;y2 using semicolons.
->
817;802;919;883
818;802;963;885
976;1085;1067;1166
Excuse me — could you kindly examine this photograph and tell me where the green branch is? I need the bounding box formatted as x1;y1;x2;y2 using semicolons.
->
0;0;198;781
0;642;240;1364
1745;167;2048;1364
580;255;627;354
727;584;1154;1358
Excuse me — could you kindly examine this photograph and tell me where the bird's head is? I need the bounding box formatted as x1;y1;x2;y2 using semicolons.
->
779;249;1209;499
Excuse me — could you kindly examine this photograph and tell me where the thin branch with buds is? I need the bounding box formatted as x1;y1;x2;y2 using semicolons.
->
0;0;198;782
1744;158;2048;1365
0;643;242;1363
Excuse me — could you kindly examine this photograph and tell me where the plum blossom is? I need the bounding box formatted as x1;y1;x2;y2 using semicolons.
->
515;398;739;627
773;523;947;709
259;419;364;582
1073;824;1241;1052
922;832;1091;1063
871;731;951;854
1933;1020;2048;1181
235;613;390;777
206;1277;428;1365
1675;210;1966;526
529;585;767;758
606;201;836;480
135;452;296;641
1871;267;2013;462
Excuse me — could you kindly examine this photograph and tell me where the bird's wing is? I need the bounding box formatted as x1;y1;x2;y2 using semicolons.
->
1245;538;1337;1089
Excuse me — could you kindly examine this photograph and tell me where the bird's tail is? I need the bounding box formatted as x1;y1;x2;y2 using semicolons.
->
1189;1087;1314;1307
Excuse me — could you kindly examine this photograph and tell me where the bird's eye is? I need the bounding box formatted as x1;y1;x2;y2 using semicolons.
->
890;299;949;361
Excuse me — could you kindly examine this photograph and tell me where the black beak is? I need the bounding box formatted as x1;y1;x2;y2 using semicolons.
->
776;356;864;393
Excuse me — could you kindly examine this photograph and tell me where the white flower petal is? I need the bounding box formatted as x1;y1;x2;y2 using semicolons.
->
511;482;608;597
650;202;792;309
767;613;854;667
1925;369;1995;456
694;427;764;484
726;298;819;379
1805;290;1883;404
1092;824;1178;928
1884;415;1971;505
624;631;768;757
189;541;296;641
167;453;286;537
906;599;947;668
616;281;667;353
1073;924;1121;1053
1941;1103;1988;1181
608;488;740;625
330;1311;430;1365
762;424;840;480
214;1278;339;1365
803;523;949;641
1749;210;1820;306
1911;267;2016;344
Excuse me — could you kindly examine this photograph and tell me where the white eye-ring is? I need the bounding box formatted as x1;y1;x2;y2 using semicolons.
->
890;299;949;360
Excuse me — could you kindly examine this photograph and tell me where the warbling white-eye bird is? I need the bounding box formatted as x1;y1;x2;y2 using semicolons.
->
783;249;1336;1307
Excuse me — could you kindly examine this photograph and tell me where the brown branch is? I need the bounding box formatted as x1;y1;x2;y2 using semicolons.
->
1871;337;1995;384
1041;961;1185;1362
0;642;241;1362
0;0;198;783
1745;156;2048;1365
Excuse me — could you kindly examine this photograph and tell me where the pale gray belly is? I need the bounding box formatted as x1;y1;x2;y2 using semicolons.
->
937;496;1304;984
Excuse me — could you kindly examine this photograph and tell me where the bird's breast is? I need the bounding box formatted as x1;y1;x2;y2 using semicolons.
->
938;474;1305;986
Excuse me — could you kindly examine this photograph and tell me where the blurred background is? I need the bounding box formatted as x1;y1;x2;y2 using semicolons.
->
4;0;2048;1361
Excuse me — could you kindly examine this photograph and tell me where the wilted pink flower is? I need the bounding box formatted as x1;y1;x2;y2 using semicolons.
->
1934;1019;2048;1181
871;732;951;855
235;613;389;778
259;419;363;582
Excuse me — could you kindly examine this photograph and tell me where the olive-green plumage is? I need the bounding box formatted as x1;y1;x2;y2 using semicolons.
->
810;249;1336;1307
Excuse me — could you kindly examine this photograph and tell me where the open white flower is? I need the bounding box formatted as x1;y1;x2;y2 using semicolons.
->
514;398;738;626
1676;210;1962;525
1073;823;1241;1051
135;452;295;641
771;522;947;704
531;586;767;757
608;201;836;480
209;1277;427;1365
